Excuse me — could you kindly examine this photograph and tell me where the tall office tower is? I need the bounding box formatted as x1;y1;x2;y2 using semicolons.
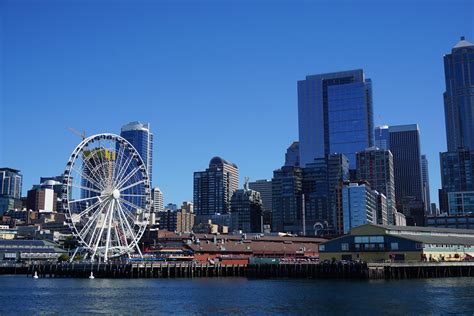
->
342;182;378;234
248;179;272;213
443;37;474;151
285;141;300;167
152;187;164;213
0;168;23;215
120;121;154;185
230;182;264;233
193;157;239;223
374;125;390;150
389;124;424;226
356;147;396;225
302;154;349;236
421;155;431;213
271;166;303;233
439;149;474;214
298;69;374;169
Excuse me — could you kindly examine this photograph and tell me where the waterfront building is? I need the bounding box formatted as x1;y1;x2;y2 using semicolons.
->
374;125;390;150
120;121;154;185
230;181;264;233
285;141;300;167
193;157;239;223
271;166;303;233
152;187;164;213
443;37;474;152
388;124;425;226
0;168;23;215
0;239;66;262
421;155;431;213
298;69;374;168
319;224;474;262
356;147;396;225
26;188;57;212
342;182;378;234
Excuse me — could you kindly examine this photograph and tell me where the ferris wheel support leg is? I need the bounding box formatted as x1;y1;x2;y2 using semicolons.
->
135;243;143;258
70;247;80;263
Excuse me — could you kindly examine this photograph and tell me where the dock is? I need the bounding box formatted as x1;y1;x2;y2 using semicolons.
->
2;261;474;279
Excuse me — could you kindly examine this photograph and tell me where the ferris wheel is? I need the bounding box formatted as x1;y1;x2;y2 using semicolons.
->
63;133;151;261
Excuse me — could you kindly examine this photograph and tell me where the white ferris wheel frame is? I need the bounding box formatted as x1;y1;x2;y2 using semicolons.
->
62;133;151;262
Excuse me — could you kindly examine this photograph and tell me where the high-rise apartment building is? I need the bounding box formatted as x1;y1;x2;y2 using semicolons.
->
342;182;378;234
120;121;154;185
193;157;239;222
27;188;57;212
152;187;164;213
302;154;349;235
298;69;374;168
0;168;23;215
439;149;474;214
230;182;264;233
389;124;424;226
271;166;303;233
443;37;474;152
356;147;395;225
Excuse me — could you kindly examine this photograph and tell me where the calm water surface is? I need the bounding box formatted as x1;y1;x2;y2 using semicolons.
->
1;275;474;315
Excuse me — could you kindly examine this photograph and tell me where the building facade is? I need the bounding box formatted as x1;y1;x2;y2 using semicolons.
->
388;124;425;226
356;147;395;225
193;157;239;222
298;69;374;169
248;179;272;214
443;37;474;152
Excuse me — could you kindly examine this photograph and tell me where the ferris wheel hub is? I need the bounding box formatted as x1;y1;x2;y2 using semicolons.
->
112;189;121;200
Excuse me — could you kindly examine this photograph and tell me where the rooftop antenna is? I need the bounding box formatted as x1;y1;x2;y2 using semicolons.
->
68;127;87;140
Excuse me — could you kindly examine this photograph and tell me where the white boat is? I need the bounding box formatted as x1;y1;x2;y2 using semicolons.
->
33;271;39;279
89;272;95;279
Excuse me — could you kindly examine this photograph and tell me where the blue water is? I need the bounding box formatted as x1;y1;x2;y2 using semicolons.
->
1;276;474;314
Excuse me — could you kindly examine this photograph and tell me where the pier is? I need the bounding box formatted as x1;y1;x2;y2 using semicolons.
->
3;261;474;279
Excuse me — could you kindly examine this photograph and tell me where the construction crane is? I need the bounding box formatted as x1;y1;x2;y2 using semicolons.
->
68;127;87;140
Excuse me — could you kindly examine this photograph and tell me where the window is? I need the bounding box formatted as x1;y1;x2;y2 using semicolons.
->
391;242;399;250
319;245;325;252
341;243;349;251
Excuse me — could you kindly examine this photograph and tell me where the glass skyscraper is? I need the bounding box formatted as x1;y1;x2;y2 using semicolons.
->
374;125;390;150
389;124;424;226
443;37;474;151
298;69;374;169
0;168;23;215
120;121;154;185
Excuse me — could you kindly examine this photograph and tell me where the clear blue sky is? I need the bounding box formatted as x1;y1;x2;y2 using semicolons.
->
1;0;473;206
